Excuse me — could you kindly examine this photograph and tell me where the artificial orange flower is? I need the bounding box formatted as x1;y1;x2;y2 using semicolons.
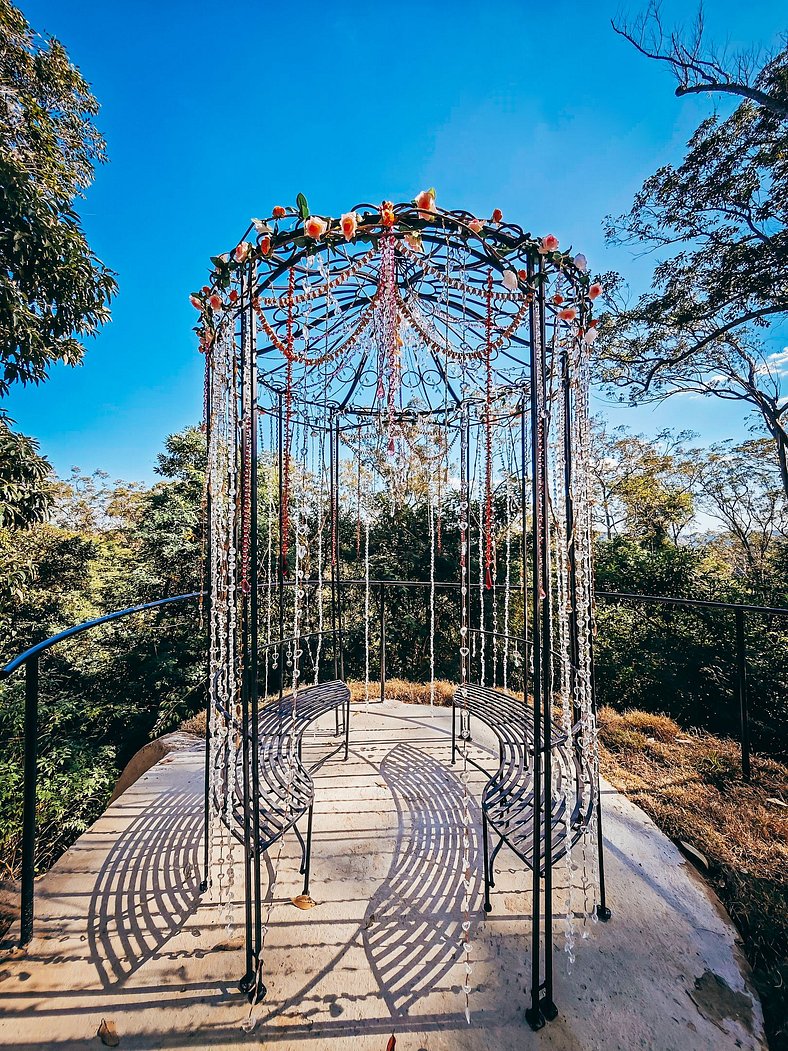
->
272;206;286;219
468;217;484;234
304;216;328;238
259;235;272;256
589;283;603;299
381;201;396;228
558;307;577;321
552;293;564;305
414;188;437;217
491;208;503;223
341;211;358;240
540;234;559;254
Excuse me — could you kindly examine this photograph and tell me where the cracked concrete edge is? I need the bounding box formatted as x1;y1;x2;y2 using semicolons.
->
602;776;766;1046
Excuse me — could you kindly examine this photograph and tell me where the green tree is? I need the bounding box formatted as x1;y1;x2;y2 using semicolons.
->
0;0;116;395
696;438;786;600
601;10;788;493
590;421;698;546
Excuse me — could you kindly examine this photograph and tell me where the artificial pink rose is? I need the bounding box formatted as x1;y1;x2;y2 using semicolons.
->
583;327;599;345
189;294;202;310
414;188;437;216
540;234;559;254
468;217;484;234
304;216;327;239
234;241;251;263
589;282;603;300
341;211;358;240
404;232;424;253
558;307;577;322
209;294;222;311
502;270;518;291
574;253;588;273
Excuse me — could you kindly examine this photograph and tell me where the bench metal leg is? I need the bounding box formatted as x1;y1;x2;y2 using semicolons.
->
302;803;314;896
451;701;456;765
344;694;350;761
482;808;492;913
294;822;307;874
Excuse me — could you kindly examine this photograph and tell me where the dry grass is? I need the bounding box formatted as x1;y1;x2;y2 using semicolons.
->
347;677;455;706
598;706;788;1051
180;709;206;737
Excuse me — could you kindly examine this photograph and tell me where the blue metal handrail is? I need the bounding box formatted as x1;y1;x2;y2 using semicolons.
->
1;591;204;946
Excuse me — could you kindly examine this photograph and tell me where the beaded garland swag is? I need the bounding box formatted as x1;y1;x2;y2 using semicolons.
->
196;190;606;1032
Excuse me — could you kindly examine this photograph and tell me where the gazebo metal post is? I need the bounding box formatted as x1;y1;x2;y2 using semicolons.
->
277;393;285;730
537;266;557;1020
525;255;546;1032
238;284;255;993
335;415;345;679
200;348;213;895
248;277;264;961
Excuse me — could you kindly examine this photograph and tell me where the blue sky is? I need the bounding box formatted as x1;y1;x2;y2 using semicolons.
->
7;0;788;482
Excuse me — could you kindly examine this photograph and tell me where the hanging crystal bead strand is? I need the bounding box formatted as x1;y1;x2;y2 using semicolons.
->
364;512;370;711
429;484;436;711
457;402;474;1025
573;335;601;930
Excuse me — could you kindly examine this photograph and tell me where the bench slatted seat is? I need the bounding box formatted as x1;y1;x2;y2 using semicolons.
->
452;683;592;912
224;679;350;896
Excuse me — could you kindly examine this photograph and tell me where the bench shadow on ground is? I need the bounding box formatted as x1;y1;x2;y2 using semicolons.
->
87;785;204;988
257;736;489;1039
363;741;483;1017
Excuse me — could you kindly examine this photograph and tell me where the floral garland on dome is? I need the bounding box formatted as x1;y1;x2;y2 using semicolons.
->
189;188;604;355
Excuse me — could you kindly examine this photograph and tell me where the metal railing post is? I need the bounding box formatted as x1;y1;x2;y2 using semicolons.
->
379;584;387;702
735;607;751;782
20;654;39;946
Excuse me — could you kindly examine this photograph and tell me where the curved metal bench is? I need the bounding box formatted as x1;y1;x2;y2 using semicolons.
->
224;679;350;896
452;683;592;913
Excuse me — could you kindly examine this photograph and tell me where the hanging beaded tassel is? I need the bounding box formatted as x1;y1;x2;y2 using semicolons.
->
281;267;296;567
206;317;241;922
428;485;436;711
484;272;495;592
364;514;371;710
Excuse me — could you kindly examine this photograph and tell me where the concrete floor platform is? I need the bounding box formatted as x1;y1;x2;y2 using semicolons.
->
0;701;765;1049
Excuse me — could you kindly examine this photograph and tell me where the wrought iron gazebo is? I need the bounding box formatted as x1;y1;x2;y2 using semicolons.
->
193;191;609;1030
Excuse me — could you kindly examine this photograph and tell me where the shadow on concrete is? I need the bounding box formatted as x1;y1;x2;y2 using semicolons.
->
87;786;203;987
363;742;482;1017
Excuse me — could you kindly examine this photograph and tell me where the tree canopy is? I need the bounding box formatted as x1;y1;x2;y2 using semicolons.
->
600;8;788;493
0;0;116;395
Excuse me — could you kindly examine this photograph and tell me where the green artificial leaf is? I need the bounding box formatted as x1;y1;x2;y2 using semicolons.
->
296;193;310;219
